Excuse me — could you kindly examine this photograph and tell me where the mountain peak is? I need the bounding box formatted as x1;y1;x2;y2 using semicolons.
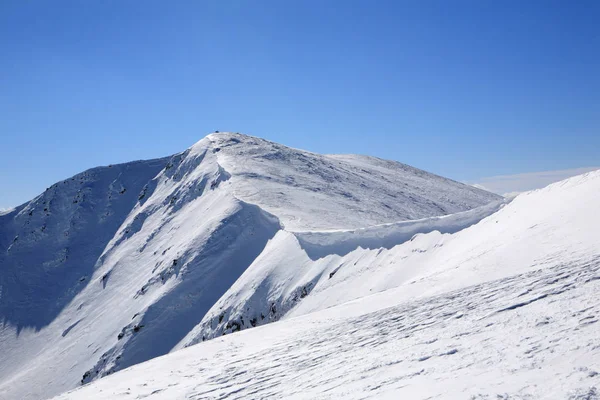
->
0;133;502;399
197;133;500;230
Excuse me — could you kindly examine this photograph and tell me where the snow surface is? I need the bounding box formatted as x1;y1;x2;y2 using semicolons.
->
175;198;506;346
0;133;500;400
206;133;500;230
53;169;600;399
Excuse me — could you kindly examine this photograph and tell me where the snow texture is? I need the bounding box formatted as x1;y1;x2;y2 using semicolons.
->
53;169;600;400
207;133;500;230
0;133;501;400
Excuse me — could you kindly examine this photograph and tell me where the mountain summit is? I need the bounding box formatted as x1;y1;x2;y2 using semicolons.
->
200;132;499;230
0;132;500;400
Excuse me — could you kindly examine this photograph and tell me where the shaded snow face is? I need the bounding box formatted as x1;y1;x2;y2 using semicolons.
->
0;158;167;331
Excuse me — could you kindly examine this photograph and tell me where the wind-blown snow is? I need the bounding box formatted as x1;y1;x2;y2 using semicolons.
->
0;132;501;400
53;170;600;400
208;133;500;230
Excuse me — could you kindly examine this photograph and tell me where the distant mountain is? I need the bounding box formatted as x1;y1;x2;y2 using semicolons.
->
0;132;500;400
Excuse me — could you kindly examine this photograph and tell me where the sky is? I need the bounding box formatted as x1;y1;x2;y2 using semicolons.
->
1;0;599;208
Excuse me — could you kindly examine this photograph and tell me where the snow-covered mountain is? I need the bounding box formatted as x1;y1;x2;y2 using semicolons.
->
53;169;600;400
0;132;500;400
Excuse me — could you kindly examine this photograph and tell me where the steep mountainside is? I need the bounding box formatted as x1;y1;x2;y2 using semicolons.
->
0;158;168;330
53;170;600;400
0;133;500;400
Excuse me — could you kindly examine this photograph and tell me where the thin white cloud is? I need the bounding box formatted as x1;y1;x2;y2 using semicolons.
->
0;207;15;215
471;167;600;196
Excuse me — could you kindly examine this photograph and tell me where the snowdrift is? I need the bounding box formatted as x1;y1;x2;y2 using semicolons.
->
176;198;507;345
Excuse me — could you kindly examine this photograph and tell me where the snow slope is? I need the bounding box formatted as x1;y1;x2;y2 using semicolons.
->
0;132;499;400
208;133;500;230
54;170;600;400
175;198;506;346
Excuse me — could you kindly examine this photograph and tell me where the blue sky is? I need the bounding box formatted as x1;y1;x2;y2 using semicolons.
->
1;1;598;207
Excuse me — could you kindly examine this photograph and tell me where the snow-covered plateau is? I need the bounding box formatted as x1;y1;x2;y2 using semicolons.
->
1;132;598;399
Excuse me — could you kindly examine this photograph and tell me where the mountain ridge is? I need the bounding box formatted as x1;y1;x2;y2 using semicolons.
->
0;132;502;400
203;132;501;230
53;169;600;400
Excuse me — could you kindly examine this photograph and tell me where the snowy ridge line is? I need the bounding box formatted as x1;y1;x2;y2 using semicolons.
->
176;198;509;343
292;198;508;260
78;197;283;386
0;132;507;400
204;132;500;230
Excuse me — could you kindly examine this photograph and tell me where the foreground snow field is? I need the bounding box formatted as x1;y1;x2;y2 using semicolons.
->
54;258;600;400
53;170;600;399
0;133;500;400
